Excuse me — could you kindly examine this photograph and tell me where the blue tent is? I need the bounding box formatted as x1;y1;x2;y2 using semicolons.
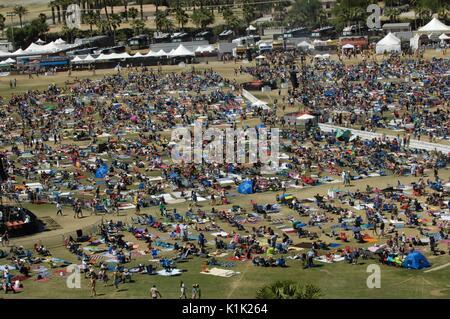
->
237;180;254;194
95;164;109;179
403;251;431;270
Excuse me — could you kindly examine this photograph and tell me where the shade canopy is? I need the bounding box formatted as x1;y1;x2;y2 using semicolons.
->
417;18;450;33
376;33;401;54
342;43;355;49
169;44;194;57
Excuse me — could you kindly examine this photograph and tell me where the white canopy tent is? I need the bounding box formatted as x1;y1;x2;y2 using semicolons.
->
169;44;194;57
54;38;67;45
71;56;84;63
297;41;314;49
417;18;450;34
439;33;450;40
342;43;355;50
36;38;45;44
410;33;421;51
246;25;257;31
0;58;16;65
147;49;168;58
132;52;144;58
375;32;401;54
195;45;215;53
296;114;315;120
95;53;113;61
83;54;96;63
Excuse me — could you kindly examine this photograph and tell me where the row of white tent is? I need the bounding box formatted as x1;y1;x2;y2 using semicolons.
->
0;58;16;66
72;44;216;63
376;18;450;54
0;38;80;58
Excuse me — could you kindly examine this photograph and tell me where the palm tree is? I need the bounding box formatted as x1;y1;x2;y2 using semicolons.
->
96;19;110;33
49;1;57;25
128;7;139;20
155;9;173;31
138;0;144;20
102;0;112;30
110;13;122;44
131;18;145;35
13;5;28;28
0;14;5;36
415;6;431;27
84;11;98;34
256;281;321;299
122;0;129;21
384;7;401;23
174;5;189;30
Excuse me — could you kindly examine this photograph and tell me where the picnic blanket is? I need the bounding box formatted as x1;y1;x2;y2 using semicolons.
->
200;267;241;278
156;269;183;276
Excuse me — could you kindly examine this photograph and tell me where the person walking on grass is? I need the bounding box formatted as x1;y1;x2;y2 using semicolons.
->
89;271;97;297
150;285;162;299
56;202;63;216
179;281;187;299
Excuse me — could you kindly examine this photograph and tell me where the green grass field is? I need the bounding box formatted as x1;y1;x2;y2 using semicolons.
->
1;55;450;299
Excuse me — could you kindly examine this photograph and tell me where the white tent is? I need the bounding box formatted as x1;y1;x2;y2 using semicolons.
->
24;42;44;53
83;54;95;63
154;49;168;57
246;25;257;31
54;38;67;45
375;33;401;54
296;114;315;120
439;33;450;40
342;43;355;49
169;44;194;57
195;45;215;53
297;41;314;49
13;48;24;55
96;53;113;61
0;51;11;58
116;52;132;59
410;33;421;50
0;58;15;65
132;52;144;58
36;38;45;44
71;56;84;63
417;18;450;34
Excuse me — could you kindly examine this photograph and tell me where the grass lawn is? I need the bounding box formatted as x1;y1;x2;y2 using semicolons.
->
1;53;449;299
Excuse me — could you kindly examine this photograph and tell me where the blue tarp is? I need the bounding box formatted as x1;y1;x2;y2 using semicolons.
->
237;180;254;194
95;164;109;179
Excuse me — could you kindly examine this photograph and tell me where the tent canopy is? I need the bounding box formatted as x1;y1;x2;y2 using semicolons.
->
169;44;194;57
403;251;430;269
237;180;254;194
246;25;257;31
376;32;401;54
417;18;450;33
296;114;315;120
195;45;215;53
342;43;355;49
439;33;450;40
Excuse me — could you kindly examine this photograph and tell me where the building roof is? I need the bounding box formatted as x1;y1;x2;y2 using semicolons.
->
382;23;411;29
